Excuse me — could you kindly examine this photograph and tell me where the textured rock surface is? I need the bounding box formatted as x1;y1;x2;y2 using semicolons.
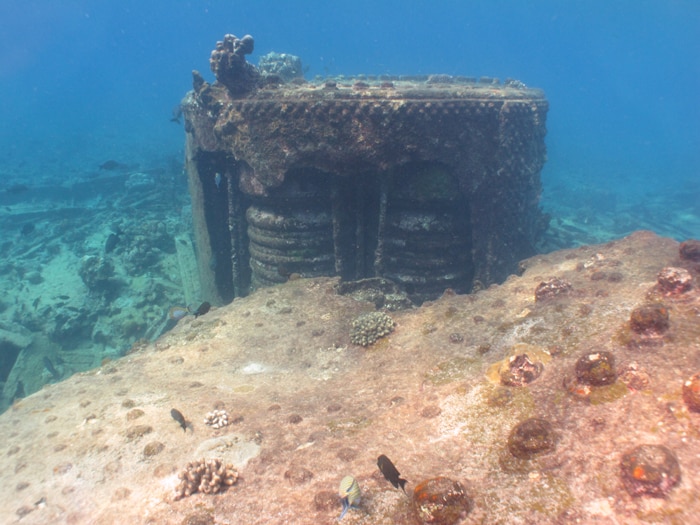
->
1;231;699;524
183;37;549;304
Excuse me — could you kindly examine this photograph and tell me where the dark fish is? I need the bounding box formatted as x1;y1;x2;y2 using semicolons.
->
99;160;127;171
32;297;40;309
43;357;61;380
171;408;188;432
20;223;35;236
13;380;25;401
105;232;120;253
57;295;70;300
377;454;407;493
191;301;211;318
170;104;183;124
6;183;29;194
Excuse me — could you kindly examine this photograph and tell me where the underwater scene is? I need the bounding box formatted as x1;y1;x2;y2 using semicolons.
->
0;1;699;524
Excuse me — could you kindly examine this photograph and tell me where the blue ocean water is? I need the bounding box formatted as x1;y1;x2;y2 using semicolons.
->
2;0;698;216
0;1;698;409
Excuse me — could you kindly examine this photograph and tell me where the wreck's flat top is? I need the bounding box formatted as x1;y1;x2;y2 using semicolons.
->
235;76;547;103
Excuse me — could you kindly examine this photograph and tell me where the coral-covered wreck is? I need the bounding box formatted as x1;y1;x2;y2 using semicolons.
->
182;34;549;305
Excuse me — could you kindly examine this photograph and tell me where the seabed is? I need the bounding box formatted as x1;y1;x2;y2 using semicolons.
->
1;230;699;524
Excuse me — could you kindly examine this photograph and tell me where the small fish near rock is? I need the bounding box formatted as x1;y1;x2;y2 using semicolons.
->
168;306;190;321
338;475;361;520
191;301;211;318
104;232;120;253
170;408;190;432
377;454;407;493
43;356;61;381
98;160;129;171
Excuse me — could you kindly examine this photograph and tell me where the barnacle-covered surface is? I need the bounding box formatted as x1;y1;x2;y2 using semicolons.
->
182;35;549;305
1;231;700;524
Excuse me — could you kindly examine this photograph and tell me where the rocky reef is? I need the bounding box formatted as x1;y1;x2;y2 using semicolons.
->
1;231;699;524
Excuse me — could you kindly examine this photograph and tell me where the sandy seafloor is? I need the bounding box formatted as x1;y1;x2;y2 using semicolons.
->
0;228;699;524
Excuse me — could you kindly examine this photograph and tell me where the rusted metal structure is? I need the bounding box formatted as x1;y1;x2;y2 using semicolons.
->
182;34;549;305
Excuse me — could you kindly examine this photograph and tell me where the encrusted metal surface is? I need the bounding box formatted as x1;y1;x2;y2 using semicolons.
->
183;34;549;304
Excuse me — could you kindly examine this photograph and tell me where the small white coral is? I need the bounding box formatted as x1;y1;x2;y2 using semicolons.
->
204;409;230;429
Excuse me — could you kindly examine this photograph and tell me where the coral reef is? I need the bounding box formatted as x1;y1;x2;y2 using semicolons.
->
499;353;543;386
629;303;670;335
574;351;616;386
656;266;692;295
258;52;303;82
204;409;230;429
174;458;238;500
534;277;573;301
620;444;681;497
209;34;259;96
412;477;473;525
507;418;558;459
350;311;395;346
78;255;118;293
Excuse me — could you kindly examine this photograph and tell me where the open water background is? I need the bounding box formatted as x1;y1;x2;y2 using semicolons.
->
1;0;698;233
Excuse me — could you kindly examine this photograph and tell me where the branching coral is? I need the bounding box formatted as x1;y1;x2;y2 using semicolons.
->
174;458;238;500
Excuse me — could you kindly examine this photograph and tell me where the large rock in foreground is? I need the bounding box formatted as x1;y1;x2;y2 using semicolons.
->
1;231;699;524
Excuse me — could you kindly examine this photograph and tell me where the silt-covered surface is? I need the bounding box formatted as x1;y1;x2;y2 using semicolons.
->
1;231;699;524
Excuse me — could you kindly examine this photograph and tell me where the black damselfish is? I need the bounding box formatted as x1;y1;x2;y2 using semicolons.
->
377;454;407;493
192;301;211;318
171;408;188;432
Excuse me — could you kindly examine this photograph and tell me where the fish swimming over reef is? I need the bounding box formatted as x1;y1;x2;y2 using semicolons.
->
104;232;120;253
43;357;61;381
168;306;190;321
377;454;407;493
338;475;361;520
171;408;189;432
191;301;211;318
